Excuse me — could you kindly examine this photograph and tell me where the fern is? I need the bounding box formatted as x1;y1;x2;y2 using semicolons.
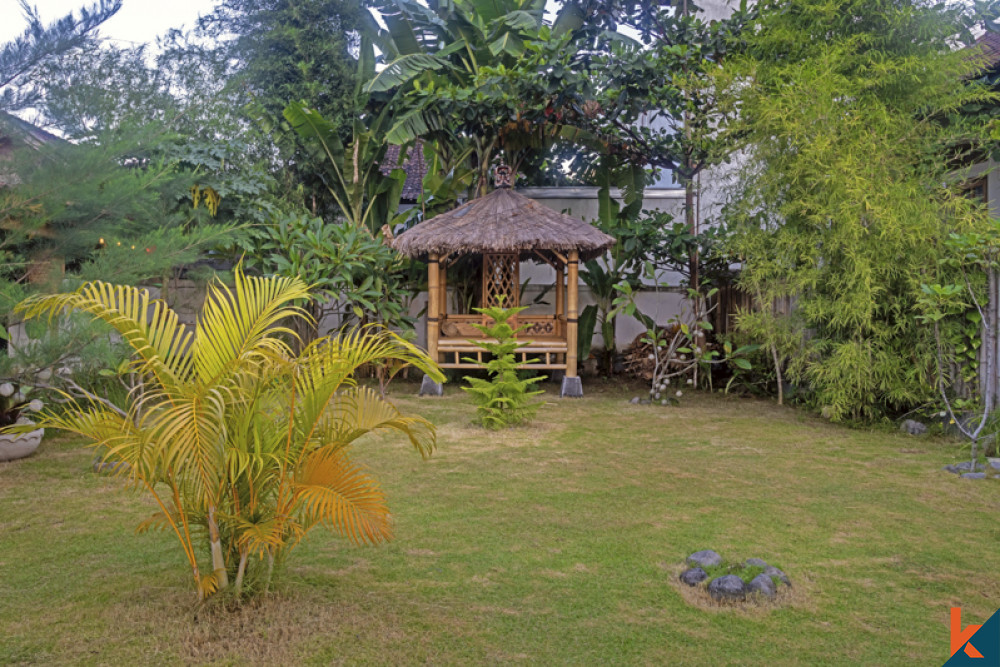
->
462;302;545;429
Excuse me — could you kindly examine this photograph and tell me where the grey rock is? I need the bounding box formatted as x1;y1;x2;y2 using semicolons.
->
745;558;768;568
961;472;987;479
989;459;1000;471
708;575;747;601
687;549;723;568
763;565;791;586
944;461;985;474
900;419;927;435
747;573;777;599
639;399;652;405
629;397;641;404
679;567;708;587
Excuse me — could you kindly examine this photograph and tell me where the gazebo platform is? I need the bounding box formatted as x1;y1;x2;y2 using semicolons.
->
392;167;614;397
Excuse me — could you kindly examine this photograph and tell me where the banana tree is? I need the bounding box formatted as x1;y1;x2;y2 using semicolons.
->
579;163;656;372
275;33;411;234
366;0;605;195
14;270;444;600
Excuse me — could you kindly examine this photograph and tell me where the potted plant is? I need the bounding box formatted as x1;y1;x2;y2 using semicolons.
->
0;381;44;462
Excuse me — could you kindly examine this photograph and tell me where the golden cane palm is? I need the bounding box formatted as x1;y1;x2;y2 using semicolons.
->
15;270;444;600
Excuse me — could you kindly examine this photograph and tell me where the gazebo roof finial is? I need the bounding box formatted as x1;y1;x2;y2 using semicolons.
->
494;162;512;189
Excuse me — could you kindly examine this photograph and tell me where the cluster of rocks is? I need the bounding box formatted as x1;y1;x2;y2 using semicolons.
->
900;419;927;435
943;459;1000;479
679;550;791;602
899;419;1000;481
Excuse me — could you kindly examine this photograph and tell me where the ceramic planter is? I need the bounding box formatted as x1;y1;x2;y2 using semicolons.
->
0;420;43;462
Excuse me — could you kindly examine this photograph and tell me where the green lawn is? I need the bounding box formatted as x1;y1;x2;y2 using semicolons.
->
1;381;997;665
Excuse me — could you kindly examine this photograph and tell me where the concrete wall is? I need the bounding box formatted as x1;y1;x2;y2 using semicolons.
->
515;186;691;348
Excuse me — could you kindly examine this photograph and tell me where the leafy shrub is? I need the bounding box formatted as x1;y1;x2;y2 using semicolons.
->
462;303;545;429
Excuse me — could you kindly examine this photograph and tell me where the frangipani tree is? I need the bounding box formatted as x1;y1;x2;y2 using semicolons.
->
15;270;444;600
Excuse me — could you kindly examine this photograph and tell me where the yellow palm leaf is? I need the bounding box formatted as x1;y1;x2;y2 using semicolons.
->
16;281;193;390
310;386;436;459
291;448;392;545
292;328;442;456
193;271;311;384
135;511;173;534
234;517;288;557
199;572;220;598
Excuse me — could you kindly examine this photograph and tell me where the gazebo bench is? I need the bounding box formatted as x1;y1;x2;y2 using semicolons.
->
437;337;569;370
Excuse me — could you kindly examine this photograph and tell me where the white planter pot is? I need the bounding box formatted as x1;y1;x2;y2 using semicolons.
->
0;422;44;462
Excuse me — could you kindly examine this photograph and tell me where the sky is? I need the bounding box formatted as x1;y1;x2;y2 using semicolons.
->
0;0;217;47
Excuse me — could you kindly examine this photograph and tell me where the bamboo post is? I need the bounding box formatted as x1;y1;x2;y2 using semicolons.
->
561;251;583;397
439;258;448;322
427;254;440;360
420;254;444;396
555;260;565;333
566;251;579;378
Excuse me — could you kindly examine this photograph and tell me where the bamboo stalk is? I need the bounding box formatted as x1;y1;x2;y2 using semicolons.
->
567;251;579;378
555;262;564;325
439;260;448;323
428;254;440;363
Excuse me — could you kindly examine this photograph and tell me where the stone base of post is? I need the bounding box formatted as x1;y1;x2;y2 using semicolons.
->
560;376;583;398
419;374;444;396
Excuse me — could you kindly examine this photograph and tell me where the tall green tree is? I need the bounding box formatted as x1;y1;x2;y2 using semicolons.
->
724;0;997;421
0;0;121;113
194;0;366;215
197;0;364;131
560;0;754;294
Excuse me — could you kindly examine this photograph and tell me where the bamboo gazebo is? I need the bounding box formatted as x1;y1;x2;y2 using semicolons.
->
393;166;615;397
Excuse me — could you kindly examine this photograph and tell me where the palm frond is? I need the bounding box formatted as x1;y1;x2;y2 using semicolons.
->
194;271;310;384
28;400;159;483
291;448;392;545
135;511;173;534
292;328;442;454
16;281;193;389
235;517;288;558
149;390;228;505
313;386;436;459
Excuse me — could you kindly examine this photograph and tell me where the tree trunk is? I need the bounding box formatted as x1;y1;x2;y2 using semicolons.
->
234;547;249;596
264;549;276;594
772;343;784;406
990;267;999;412
686;177;699;295
207;505;229;590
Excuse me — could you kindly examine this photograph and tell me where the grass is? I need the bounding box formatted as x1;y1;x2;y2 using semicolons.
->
2;379;998;665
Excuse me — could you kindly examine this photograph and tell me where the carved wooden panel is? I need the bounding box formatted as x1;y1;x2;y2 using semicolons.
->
482;253;519;309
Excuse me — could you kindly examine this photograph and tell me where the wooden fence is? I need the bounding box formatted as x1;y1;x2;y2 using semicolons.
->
710;283;796;336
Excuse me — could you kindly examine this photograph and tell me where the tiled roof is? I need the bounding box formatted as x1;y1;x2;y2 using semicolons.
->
0;113;65;187
0;112;63;150
975;31;1000;71
380;140;426;202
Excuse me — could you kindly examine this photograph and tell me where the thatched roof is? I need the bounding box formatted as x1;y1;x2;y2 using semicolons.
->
393;187;615;261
